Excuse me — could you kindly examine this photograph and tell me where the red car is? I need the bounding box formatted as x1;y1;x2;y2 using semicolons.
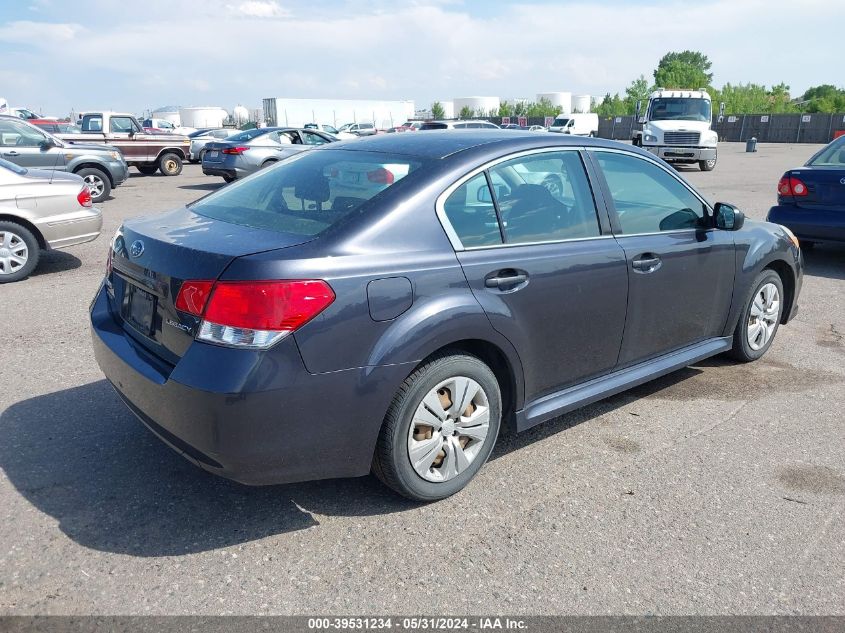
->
30;119;81;134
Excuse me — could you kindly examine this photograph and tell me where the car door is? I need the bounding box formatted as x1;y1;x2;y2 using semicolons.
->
589;149;736;367
0;119;65;170
441;149;629;402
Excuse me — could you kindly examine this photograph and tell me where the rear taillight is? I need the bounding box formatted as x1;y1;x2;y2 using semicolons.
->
367;167;395;185
78;186;93;207
777;176;808;197
222;146;249;155
175;279;335;349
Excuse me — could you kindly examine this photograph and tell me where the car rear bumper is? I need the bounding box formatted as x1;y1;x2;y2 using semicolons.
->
644;145;717;162
36;207;103;250
202;165;242;180
767;204;845;243
89;285;405;485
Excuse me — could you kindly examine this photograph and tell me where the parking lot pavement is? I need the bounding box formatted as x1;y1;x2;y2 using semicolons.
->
0;143;843;615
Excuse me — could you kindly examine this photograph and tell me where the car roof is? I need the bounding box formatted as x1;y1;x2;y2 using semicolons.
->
326;130;628;160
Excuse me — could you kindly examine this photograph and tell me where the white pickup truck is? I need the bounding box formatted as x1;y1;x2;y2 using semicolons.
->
633;89;720;171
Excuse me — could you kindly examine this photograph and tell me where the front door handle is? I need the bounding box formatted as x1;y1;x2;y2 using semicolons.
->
632;254;662;272
4;151;20;157
485;271;528;288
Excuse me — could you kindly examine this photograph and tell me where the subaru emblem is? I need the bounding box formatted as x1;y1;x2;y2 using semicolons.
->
841;178;845;185
130;240;145;258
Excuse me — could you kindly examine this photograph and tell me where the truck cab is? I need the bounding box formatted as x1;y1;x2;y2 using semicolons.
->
58;112;191;176
633;89;719;171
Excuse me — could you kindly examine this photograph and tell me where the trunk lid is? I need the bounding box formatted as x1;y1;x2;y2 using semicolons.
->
785;167;845;209
109;206;314;364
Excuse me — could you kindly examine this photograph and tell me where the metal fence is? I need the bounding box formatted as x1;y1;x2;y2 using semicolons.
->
482;113;845;143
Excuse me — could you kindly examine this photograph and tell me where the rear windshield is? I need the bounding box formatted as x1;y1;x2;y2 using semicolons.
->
225;128;271;142
807;137;845;166
421;122;448;130
190;150;429;236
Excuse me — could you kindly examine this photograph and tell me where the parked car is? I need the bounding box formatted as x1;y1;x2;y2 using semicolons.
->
30;119;82;135
59;112;191;176
420;120;501;130
8;107;43;120
188;128;236;163
528;125;547;132
548;113;599;137
303;123;356;140
0;114;128;202
202;127;336;182
91;132;803;500
0;158;102;282
767;135;845;247
337;122;377;136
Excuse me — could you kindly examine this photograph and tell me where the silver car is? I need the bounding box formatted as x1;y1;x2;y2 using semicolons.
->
188;128;236;163
0;158;102;283
202;127;336;182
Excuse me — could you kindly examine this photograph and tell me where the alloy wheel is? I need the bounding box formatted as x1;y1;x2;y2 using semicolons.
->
747;282;780;350
407;376;490;483
83;174;105;198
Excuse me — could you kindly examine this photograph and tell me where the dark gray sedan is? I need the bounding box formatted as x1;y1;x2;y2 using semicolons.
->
201;127;336;182
92;132;802;500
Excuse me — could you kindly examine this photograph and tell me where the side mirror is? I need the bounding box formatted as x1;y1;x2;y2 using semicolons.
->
714;202;744;231
39;138;55;150
637;116;646;124
635;100;641;116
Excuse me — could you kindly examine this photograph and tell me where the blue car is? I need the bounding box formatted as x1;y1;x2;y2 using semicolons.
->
767;135;845;246
91;132;802;500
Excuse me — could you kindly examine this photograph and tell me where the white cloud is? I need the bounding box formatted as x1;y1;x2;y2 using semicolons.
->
228;1;290;18
0;20;82;43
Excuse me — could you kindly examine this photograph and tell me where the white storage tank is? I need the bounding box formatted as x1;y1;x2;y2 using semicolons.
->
537;92;571;113
233;105;250;125
453;96;500;118
572;94;592;113
179;106;228;128
441;101;454;119
152;106;181;125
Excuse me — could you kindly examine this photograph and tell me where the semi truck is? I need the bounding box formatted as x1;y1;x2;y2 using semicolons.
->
632;89;721;171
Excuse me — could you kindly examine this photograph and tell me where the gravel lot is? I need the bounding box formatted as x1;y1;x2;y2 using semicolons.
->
0;142;843;615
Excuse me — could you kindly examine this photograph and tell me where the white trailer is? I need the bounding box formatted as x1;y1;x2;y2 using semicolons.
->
262;98;415;130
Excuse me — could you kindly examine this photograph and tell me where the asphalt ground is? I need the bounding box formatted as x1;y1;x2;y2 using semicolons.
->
0;142;843;615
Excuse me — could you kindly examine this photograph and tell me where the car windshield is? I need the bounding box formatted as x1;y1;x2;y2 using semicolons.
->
553;118;570;126
225;128;271;142
807;137;845;166
323;125;338;134
188;129;212;138
190;150;430;236
0;157;27;175
648;98;712;122
337;124;353;132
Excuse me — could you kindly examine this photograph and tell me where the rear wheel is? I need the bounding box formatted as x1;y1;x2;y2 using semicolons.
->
729;269;784;362
137;165;158;175
0;221;40;283
373;353;502;501
75;168;111;202
222;175;235;183
260;160;277;170
158;153;183;176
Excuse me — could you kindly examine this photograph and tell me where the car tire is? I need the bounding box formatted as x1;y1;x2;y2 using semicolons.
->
699;157;717;171
75;168;112;203
260;160;277;170
633;136;642;147
198;149;207;163
158;153;183;176
373;353;502;501
728;269;784;362
137;165;158;175
0;221;40;283
223;175;236;183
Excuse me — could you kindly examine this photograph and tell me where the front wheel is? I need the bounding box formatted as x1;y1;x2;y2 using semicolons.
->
699;156;717;171
373;353;502;501
0;221;40;283
729;270;784;362
158;153;183;176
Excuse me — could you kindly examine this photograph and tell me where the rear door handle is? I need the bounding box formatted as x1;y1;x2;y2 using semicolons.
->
485;271;528;288
4;151;20;157
632;255;662;272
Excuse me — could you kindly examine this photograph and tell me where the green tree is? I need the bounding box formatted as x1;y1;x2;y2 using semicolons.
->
497;102;512;117
654;50;713;89
430;101;445;119
458;105;474;119
624;75;652;115
595;93;626;117
800;85;845;113
525;97;560;118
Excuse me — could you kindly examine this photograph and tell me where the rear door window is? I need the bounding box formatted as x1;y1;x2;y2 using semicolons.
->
442;173;503;248
191;150;428;236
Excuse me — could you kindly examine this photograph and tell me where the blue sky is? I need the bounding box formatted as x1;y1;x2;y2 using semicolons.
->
0;0;841;117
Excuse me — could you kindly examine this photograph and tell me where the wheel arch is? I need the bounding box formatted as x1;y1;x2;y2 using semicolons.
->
0;213;47;249
764;259;796;325
72;162;114;186
155;147;187;161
